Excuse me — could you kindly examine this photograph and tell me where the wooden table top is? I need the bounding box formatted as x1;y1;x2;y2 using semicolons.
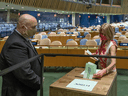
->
50;68;117;96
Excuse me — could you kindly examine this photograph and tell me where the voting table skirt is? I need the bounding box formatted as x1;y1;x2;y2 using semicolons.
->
50;68;117;96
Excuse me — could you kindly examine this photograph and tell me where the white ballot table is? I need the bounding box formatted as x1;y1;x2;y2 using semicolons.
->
50;68;117;96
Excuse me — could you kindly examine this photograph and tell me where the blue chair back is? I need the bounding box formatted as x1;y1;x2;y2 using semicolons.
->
125;26;128;29
57;32;61;34
113;39;118;45
66;32;71;34
95;39;100;45
66;39;73;43
122;29;127;31
119;35;125;37
84;32;89;36
77;32;81;36
80;39;88;45
115;27;119;33
48;32;51;34
42;35;48;39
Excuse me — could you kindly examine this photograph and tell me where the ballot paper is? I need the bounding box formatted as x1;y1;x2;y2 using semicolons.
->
81;69;101;75
86;50;98;60
83;62;97;79
66;79;98;91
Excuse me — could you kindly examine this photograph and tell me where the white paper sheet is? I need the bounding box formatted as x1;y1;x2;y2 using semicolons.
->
86;50;98;60
66;79;98;91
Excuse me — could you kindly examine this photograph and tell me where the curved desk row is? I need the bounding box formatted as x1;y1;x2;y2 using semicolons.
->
0;41;128;69
36;47;128;69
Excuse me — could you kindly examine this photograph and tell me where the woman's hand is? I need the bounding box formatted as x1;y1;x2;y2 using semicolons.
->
91;53;96;55
93;69;107;79
84;50;97;61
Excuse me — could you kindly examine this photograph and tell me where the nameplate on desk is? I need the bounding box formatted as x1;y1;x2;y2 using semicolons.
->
66;79;97;91
119;43;128;46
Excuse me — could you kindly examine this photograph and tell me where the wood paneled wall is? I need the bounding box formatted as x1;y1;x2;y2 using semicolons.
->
0;0;127;14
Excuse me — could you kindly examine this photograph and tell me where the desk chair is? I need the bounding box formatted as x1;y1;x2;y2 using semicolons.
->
51;41;62;45
125;32;128;37
40;32;46;35
66;40;78;45
39;38;51;45
116;33;122;37
49;32;56;36
121;38;128;43
84;34;91;40
66;39;74;44
34;34;42;40
113;39;118;45
86;40;97;46
118;36;126;41
93;35;100;40
95;39;100;45
80;39;88;45
59;32;65;36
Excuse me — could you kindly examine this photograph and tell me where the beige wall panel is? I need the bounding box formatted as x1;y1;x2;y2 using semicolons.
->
70;3;77;11
58;1;65;10
50;0;59;9
0;0;127;14
65;2;72;11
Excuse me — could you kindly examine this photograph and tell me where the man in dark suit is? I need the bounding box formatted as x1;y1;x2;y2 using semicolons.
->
0;14;41;96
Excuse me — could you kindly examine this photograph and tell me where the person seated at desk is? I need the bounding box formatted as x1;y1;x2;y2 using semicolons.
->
85;23;117;78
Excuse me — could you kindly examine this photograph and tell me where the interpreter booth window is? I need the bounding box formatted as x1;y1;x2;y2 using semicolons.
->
96;0;121;6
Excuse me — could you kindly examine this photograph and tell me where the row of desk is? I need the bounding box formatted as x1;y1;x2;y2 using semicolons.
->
36;47;128;69
0;40;128;69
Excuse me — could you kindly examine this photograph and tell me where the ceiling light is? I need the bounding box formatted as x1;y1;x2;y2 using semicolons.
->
11;7;14;9
37;9;39;10
35;10;37;11
22;7;24;9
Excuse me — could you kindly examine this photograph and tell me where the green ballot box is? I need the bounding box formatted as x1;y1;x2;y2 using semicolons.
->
83;62;97;79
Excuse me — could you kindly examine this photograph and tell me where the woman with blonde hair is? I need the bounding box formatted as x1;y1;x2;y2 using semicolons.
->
90;23;117;78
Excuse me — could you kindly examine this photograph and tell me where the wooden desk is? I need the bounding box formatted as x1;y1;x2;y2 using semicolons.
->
50;68;117;96
36;48;127;69
0;39;128;69
0;40;5;52
119;26;125;32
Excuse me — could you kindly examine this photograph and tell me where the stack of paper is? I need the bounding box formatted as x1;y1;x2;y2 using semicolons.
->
83;62;97;79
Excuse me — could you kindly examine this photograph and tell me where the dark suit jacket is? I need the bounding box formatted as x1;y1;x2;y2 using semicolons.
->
0;30;41;96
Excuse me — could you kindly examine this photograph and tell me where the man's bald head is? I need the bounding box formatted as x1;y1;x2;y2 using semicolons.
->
16;14;37;38
17;14;37;27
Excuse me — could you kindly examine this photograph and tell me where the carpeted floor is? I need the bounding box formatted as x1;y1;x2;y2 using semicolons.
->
0;68;128;96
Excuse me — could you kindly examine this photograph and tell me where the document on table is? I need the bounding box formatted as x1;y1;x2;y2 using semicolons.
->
86;50;98;60
66;79;98;91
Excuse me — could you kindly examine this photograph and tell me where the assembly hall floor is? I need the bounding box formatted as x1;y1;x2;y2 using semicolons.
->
0;67;128;96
